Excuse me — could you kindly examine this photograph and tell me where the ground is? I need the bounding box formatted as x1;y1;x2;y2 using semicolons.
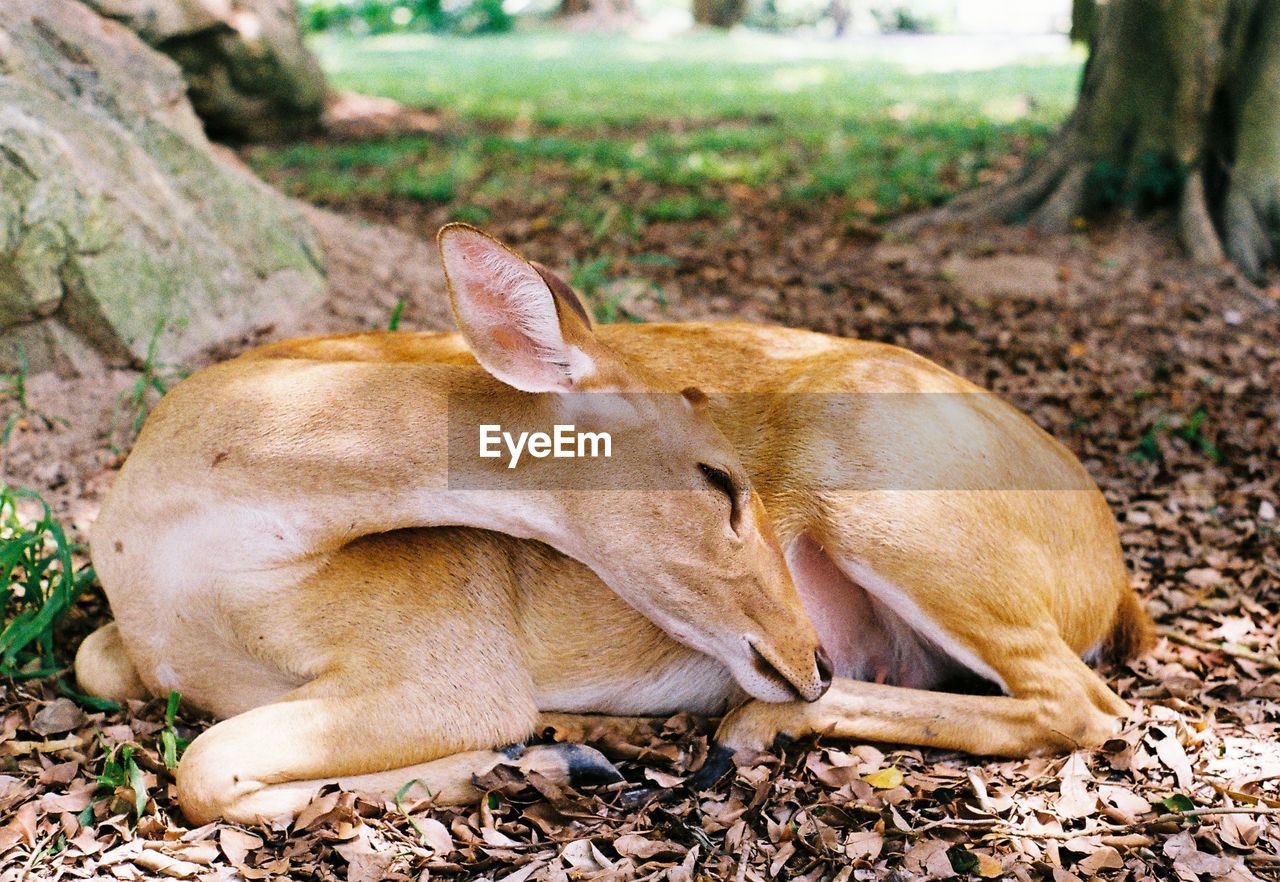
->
2;29;1279;882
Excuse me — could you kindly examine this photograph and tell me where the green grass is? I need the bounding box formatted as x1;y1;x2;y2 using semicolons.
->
248;30;1080;236
1129;408;1222;465
310;30;1078;127
2;346;67;447
0;485;95;680
91;690;189;823
111;323;187;452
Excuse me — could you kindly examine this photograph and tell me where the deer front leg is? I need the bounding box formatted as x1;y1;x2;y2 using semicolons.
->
713;649;1128;762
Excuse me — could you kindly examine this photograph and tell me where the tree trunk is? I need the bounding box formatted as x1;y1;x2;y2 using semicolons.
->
900;0;1280;279
1070;0;1096;43
558;0;636;18
829;0;851;37
693;0;746;28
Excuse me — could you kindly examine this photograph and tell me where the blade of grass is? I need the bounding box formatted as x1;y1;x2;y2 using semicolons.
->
1;485;96;678
388;299;407;331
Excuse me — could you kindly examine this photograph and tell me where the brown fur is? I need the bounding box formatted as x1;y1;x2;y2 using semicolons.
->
1103;589;1156;664
77;229;1149;826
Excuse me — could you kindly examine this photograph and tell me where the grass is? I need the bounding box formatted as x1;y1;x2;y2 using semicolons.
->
309;30;1077;127
388;298;408;330
564;255;665;323
92;690;188;823
247;30;1080;238
1130;408;1222;465
111;324;188;451
0;484;95;680
2;346;67;447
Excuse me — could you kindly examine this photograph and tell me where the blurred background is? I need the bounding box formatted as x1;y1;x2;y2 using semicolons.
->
295;0;1072;41
267;0;1080;243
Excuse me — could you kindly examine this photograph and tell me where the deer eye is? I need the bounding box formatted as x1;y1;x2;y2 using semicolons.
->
699;463;740;532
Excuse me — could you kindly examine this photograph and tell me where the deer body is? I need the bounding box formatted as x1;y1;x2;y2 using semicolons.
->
79;233;1149;826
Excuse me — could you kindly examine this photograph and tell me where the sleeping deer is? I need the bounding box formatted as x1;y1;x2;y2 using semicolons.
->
77;226;1150;826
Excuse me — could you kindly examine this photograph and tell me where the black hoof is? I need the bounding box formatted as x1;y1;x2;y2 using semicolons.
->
618;785;662;809
498;742;527;760
686;743;735;792
561;743;625;788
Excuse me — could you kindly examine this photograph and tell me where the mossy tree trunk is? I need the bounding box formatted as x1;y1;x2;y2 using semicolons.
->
693;0;746;28
905;0;1280;278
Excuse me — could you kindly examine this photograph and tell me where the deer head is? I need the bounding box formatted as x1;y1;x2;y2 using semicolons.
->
439;224;831;703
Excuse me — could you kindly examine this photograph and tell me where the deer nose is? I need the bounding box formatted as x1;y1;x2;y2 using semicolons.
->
815;645;834;692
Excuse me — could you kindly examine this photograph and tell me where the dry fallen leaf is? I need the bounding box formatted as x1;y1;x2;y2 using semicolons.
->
843;830;883;861
973;850;1004;878
30;699;86;736
1151;728;1195;792
903;839;955;881
218;827;263;866
862;766;905;790
1220;813;1262;849
132;850;204;879
1056;752;1097;819
1076;844;1124;874
613;833;683;859
411;815;455;855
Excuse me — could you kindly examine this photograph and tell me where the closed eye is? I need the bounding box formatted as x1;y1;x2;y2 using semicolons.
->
699;463;740;532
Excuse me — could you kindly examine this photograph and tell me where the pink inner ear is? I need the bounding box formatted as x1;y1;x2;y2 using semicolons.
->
490;326;558;377
440;229;576;391
443;232;540;313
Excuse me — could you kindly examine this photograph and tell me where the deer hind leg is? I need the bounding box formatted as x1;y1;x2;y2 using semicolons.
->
176;675;623;826
75;622;148;703
714;534;1129;760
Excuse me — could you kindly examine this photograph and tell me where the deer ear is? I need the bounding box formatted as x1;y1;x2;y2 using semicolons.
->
438;225;601;393
530;260;593;329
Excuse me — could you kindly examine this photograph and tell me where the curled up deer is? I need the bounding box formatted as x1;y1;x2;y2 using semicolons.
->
76;225;1151;825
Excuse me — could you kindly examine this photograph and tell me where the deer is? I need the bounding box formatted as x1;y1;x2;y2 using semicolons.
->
76;225;1151;826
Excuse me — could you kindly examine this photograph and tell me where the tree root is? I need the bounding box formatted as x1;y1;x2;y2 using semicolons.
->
890;148;1070;237
1178;168;1226;264
891;0;1280;279
1221;188;1276;281
1030;162;1090;234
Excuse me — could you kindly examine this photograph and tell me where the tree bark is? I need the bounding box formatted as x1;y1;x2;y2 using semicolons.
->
899;0;1280;278
1070;0;1096;44
693;0;746;28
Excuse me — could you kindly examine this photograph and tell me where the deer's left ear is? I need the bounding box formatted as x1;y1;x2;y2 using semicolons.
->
438;224;605;393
